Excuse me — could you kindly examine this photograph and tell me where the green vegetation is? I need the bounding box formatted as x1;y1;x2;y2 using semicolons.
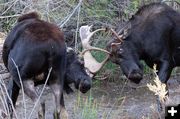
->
75;90;98;119
82;0;117;23
1;0;180;119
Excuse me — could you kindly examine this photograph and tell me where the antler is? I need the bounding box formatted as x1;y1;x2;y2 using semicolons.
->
108;28;123;42
79;25;110;76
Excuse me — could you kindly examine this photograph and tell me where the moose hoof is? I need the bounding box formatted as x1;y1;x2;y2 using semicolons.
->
53;111;60;119
38;103;45;119
53;109;68;119
38;112;45;119
60;109;68;119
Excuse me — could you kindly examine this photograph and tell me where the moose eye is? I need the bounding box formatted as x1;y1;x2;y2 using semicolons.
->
117;48;123;55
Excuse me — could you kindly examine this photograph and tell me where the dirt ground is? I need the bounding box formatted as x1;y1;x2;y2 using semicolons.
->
0;69;180;119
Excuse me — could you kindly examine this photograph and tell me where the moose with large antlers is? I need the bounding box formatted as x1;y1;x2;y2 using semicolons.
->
107;2;180;110
2;12;91;119
107;3;180;86
80;2;180;111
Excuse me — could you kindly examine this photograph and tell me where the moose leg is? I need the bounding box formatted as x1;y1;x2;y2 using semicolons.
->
156;95;163;112
156;60;172;112
60;93;68;119
6;79;20;118
157;60;172;84
64;83;73;94
49;80;68;119
23;79;45;119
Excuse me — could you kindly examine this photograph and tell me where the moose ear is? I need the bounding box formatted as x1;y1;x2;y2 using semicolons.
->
111;42;121;53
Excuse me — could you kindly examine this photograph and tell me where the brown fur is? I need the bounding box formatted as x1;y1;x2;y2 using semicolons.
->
24;20;64;42
17;12;40;22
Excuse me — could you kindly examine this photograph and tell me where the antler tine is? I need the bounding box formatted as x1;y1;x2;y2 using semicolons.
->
81;47;110;56
79;25;110;76
89;24;106;34
87;28;106;44
109;28;123;42
91;28;106;35
80;25;107;48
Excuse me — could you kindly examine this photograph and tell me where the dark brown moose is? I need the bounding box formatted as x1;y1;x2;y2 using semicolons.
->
2;12;91;119
106;3;180;111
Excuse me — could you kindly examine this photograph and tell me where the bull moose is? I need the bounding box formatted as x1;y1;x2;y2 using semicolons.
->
106;3;180;110
79;2;180;112
2;12;91;119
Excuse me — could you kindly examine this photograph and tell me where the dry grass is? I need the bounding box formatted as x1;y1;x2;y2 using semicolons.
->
147;65;168;103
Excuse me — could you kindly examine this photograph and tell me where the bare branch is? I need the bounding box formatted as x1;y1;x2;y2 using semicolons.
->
59;0;83;28
0;14;21;19
0;77;19;119
11;58;27;119
75;0;81;53
1;0;19;15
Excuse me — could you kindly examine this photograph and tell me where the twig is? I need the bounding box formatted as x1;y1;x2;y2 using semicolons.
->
1;0;19;15
75;0;81;53
28;67;52;119
0;78;18;119
21;1;34;14
11;58;27;119
0;95;7;115
0;75;11;118
0;14;21;19
0;1;14;6
59;0;83;28
0;77;8;112
0;80;9;117
45;1;50;22
63;0;74;7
